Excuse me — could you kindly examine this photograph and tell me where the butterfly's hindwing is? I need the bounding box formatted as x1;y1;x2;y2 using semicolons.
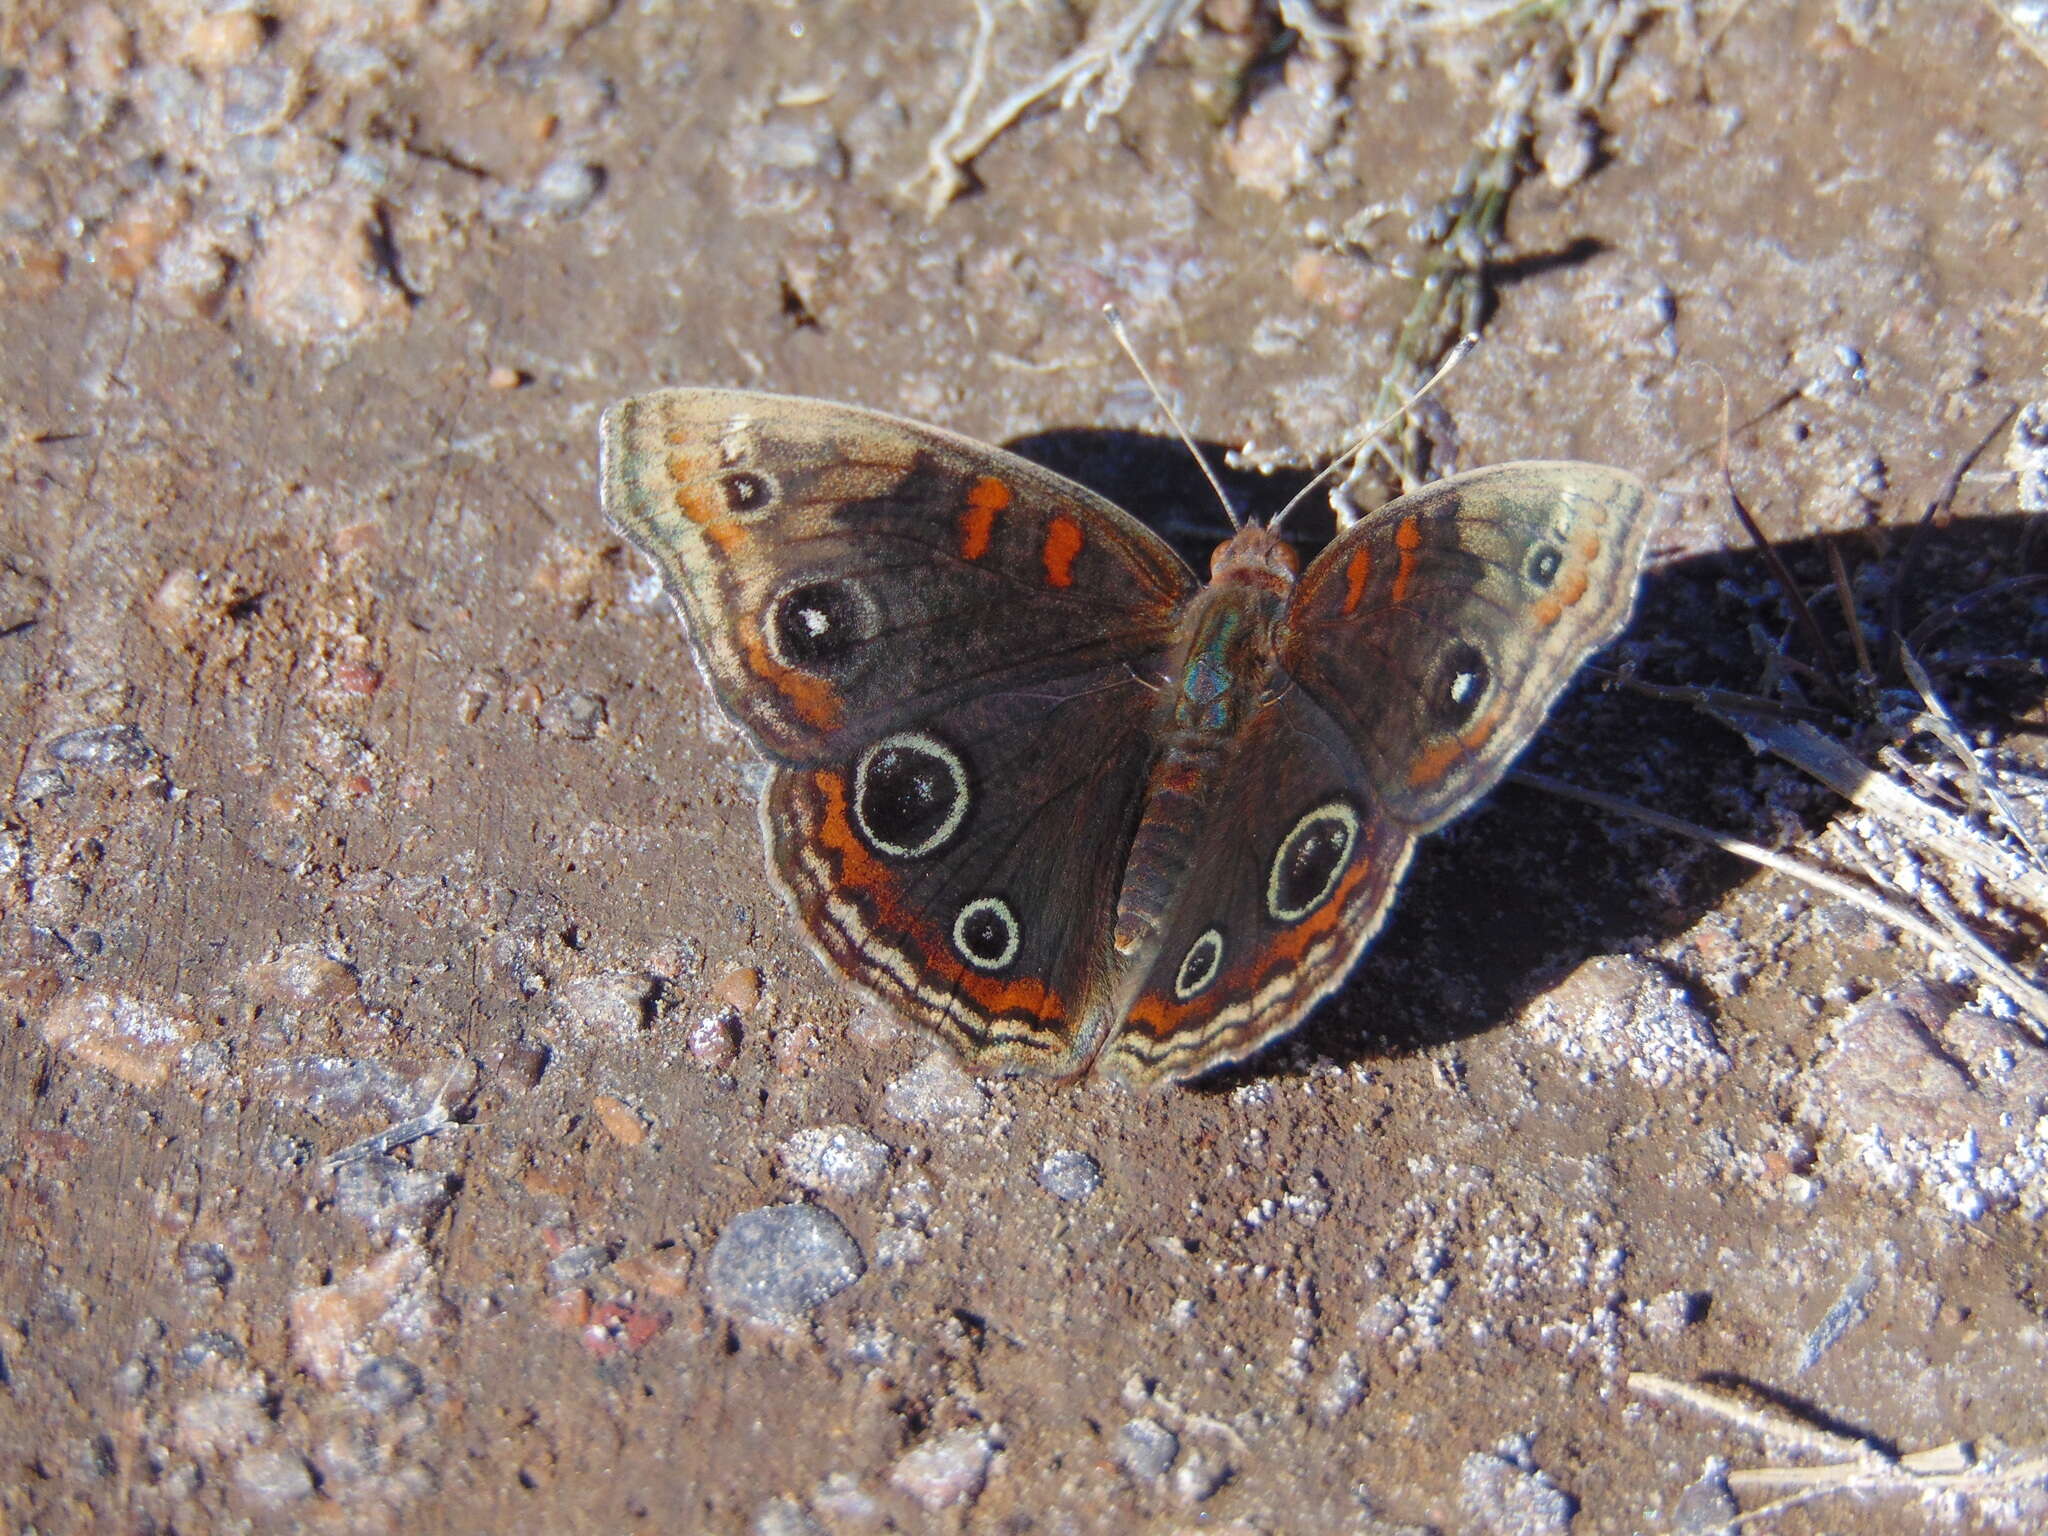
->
764;666;1161;1073
1100;686;1415;1085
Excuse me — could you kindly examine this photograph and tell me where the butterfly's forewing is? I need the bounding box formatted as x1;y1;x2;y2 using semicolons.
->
602;388;1202;1071
1280;463;1651;832
601;388;1199;765
1099;687;1415;1085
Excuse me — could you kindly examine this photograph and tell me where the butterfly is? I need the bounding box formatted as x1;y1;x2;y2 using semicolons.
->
599;388;1650;1085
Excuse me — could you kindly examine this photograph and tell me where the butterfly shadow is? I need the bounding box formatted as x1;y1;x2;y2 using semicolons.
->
1004;428;2048;1091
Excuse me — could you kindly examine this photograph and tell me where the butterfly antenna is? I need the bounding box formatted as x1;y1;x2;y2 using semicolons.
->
1103;304;1241;530
1268;334;1480;534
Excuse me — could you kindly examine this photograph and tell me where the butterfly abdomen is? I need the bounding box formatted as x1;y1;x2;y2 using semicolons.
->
1112;580;1286;958
1112;741;1231;957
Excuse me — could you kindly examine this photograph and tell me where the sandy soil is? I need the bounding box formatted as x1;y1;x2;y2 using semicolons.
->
2;1;2045;1531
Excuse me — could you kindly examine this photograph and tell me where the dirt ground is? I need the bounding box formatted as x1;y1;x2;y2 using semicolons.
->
3;1;2046;1532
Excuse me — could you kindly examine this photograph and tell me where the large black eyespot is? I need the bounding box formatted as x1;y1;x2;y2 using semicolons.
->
720;470;773;514
1174;929;1224;999
1266;800;1361;922
768;578;877;672
953;897;1020;971
853;732;969;859
1525;543;1563;587
1429;641;1492;730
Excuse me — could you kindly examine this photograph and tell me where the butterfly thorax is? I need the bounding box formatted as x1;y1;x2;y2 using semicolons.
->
1111;534;1296;959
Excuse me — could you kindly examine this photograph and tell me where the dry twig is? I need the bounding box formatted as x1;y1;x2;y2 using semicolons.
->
1630;1372;2048;1530
909;0;1203;218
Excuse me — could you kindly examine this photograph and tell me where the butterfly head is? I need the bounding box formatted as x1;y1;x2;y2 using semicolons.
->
1208;521;1299;592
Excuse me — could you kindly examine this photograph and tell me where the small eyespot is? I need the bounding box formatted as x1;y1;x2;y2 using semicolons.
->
953;896;1020;971
1525;543;1563;587
853;732;970;859
768;577;878;672
1267;801;1361;923
719;470;773;514
1429;641;1492;730
1173;929;1225;1000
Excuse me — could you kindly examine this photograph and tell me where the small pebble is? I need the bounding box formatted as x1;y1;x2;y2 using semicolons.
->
174;1331;246;1371
592;1093;649;1148
734;121;846;176
45;722;154;770
235;1447;314;1506
1459;1449;1577;1535
1641;1290;1708;1338
287;1241;439;1388
1037;1149;1102;1203
1220;50;1345;198
610;1245;693;1298
1172;1451;1230;1504
499;1039;549;1088
1116;1417;1178;1479
545;1242;615;1289
889;1427;995;1512
556;972;655;1036
1673;1464;1739;1535
333;1154;453;1239
41;987;199;1089
534;157;604;215
219;63;297;135
331;659;382;696
582;1300;670;1358
752;1495;826;1536
181;10;268;67
258;1057;417;1120
810;1473;880;1524
16;767;71;804
353;1355;423;1413
486;364;525;390
882;1052;988;1126
778;1125;890;1196
173;1384;266;1457
538;689;607;740
242;945;360;1008
704;1203;863;1328
1520;955;1729;1087
178;1241;233;1291
245;189;406;343
714;966;763;1013
689;1006;742;1068
847;1006;903;1049
1315;1351;1367;1421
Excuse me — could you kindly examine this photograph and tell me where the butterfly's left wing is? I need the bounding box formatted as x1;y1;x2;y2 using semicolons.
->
1280;462;1650;831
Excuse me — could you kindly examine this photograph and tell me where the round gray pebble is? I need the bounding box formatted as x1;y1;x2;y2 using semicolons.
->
1037;1149;1102;1203
706;1203;864;1327
1116;1416;1178;1479
535;157;604;215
